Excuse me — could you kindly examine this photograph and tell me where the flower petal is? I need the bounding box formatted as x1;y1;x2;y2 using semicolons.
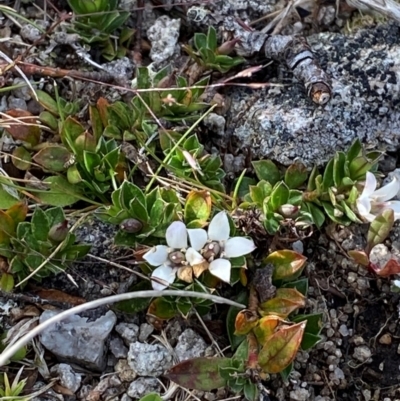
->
362;172;377;198
209;258;231;283
143;245;169;266
208;211;230;241
166;221;188;249
372;177;400;202
225;237;256;258
188;228;208;251
186;247;205;265
356;196;372;218
151;264;176;291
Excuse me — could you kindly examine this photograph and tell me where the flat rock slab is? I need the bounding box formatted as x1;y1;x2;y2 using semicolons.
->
39;310;117;371
230;23;400;166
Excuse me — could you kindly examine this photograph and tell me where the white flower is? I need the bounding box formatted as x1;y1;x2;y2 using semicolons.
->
188;211;256;284
143;221;205;290
357;171;400;222
143;212;256;290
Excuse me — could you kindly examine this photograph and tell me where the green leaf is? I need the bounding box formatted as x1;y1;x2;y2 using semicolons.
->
36;90;59;115
184;190;211;225
292;313;323;336
284;162;308;189
307;166;318;192
333;152;346;188
252;160;280;185
302;202;325;228
33;145;72;172
244;382;258;401
138;394;163;401
367;209;394;253
346;139;362;163
281;278;308;296
0;187;21;210
269;182;290;211
12;146;31;171
299;332;323;350
36;176;82;207
322;159;334;191
194;32;208;51
166;357;231;391
280;362;293;382
321;202;351;225
31;207;50;241
0;273;14;292
206;26;217;50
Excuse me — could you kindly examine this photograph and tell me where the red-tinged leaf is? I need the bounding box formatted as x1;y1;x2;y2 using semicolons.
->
260;288;305;318
5;203;28;228
234;309;259;335
258;322;306;374
4;109;40;146
96;97;110;127
348;250;370;267
0;210;16;245
265;250;307;282
33;145;72;172
165;357;231;391
253;315;284;345
147;297;176;320
247;332;259;369
370;258;400;277
367;209;394;253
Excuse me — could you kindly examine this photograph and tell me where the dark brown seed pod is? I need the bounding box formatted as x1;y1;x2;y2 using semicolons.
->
120;218;143;233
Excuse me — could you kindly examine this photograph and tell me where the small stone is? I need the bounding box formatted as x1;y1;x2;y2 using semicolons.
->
356;278;370;291
20;24;42;42
379;333;392;345
138;323;154;342
50;363;82;393
175;329;207;361
289;388;309;401
39;310;117;371
7;96;27;110
353;345;372;363
109;336;128;359
347;272;357;284
352;336;364;345
362;389;372;401
339;324;349;337
121;394;132;401
326;328;335;338
292;240;304;254
115;359;137;382
332;367;345;380
115;323;139;345
147;16;180;63
128;342;173;376
127;377;161;399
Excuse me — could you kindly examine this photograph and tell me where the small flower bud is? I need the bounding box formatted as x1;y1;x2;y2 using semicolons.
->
202;241;221;260
217;38;241;55
120;219;143;233
278;204;299;218
48;220;69;242
169;251;185;265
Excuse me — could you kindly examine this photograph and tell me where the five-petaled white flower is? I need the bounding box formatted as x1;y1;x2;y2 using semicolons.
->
357;171;400;222
143;212;256;290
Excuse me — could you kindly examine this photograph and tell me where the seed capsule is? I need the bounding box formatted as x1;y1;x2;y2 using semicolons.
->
168;251;185;265
120;219;143;233
48;220;69;242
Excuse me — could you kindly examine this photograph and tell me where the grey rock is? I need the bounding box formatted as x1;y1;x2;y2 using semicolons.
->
339;324;349;337
39;310;117;371
138;323;154;342
115;359;137;382
128;342;173;376
121;394;133;401
127;377;162;399
174;328;207;361
147;16;181;64
109;336;128;359
115;322;139;345
50;363;82;393
7;96;27;110
290;388;310;401
353;345;372;362
20;24;42;42
12;78;32;100
227;23;400;166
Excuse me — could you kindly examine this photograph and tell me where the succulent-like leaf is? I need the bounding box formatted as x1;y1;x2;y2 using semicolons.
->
367;209;394;253
184;190;211;227
269;182;290;211
348;250;370;266
284;162;308;189
258;322;306;373
265;250;307;282
253;315;283;344
33;145;72;172
166;357;231;391
260;288;306;318
234;309;259;335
